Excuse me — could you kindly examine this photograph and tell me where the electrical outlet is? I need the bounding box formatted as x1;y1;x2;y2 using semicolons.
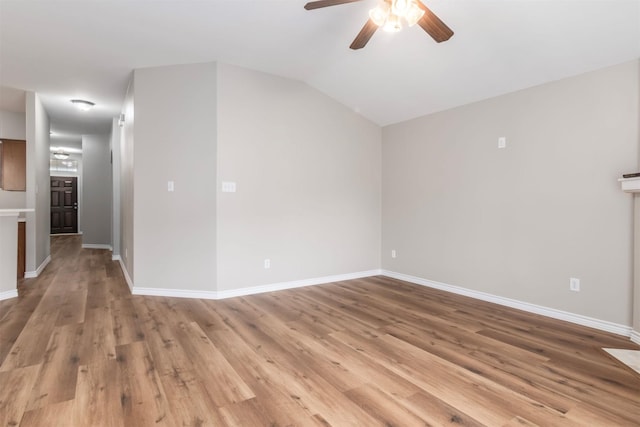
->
498;137;506;148
264;259;271;269
125;248;128;259
570;277;580;292
222;181;237;193
391;249;396;258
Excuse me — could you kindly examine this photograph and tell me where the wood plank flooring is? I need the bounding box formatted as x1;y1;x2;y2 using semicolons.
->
1;235;639;426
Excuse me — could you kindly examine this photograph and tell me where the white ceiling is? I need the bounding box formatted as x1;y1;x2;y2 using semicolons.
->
1;0;639;139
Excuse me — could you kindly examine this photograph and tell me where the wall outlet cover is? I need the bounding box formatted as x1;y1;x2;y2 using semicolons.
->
570;277;580;292
222;181;237;193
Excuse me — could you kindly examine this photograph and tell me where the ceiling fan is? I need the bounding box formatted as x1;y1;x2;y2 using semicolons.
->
304;0;453;49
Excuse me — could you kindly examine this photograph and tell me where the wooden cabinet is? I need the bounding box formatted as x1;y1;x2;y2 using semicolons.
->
0;139;27;191
17;221;25;279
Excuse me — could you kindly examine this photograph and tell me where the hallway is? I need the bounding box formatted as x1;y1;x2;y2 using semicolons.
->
1;236;639;426
0;236;130;425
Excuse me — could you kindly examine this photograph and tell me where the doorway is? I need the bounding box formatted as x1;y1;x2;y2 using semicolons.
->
51;176;78;234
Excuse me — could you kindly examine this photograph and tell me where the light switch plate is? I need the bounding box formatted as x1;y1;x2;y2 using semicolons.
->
498;137;506;148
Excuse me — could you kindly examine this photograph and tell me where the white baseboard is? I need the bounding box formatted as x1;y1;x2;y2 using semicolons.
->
131;269;383;300
112;254;121;261
24;255;51;279
117;258;133;292
631;330;640;345
216;269;383;299
132;287;218;299
382;270;633;338
0;289;18;301
82;244;113;250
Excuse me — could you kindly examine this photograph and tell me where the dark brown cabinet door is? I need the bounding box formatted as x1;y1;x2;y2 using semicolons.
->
0;139;27;191
51;176;78;234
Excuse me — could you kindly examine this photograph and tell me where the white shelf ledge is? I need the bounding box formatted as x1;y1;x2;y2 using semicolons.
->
0;208;34;217
619;177;640;193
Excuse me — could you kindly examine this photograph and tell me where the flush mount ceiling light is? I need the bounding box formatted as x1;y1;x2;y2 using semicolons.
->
304;0;453;49
53;150;70;160
70;99;95;111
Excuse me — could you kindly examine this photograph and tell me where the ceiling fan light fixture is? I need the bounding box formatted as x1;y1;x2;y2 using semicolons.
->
391;0;412;16
370;0;422;31
369;2;389;26
383;13;402;32
71;99;95;111
404;3;425;26
303;0;453;49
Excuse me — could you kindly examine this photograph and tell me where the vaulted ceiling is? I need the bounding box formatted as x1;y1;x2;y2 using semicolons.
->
1;0;639;141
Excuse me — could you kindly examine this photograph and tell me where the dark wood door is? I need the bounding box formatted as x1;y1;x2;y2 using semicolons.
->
51;176;78;234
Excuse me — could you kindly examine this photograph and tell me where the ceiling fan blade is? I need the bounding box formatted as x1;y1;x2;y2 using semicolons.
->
415;2;454;43
304;0;364;10
350;19;379;50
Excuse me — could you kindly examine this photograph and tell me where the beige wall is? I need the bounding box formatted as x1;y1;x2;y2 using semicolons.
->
119;62;380;293
634;60;640;336
0;188;26;209
382;60;639;326
111;118;121;257
0;215;19;296
216;63;381;291
25;92;50;273
133;63;217;291
634;195;640;334
82;134;112;246
0;110;26;139
633;56;640;336
120;80;135;281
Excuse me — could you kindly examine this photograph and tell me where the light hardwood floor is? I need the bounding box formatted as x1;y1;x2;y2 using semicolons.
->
1;235;639;426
